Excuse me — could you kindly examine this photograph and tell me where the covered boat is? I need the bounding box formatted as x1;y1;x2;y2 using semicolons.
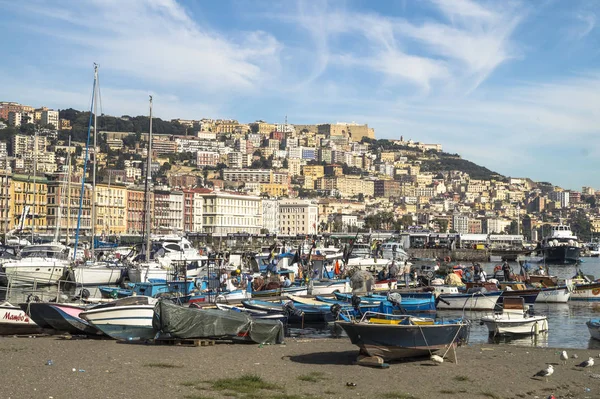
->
480;297;548;336
586;319;600;341
80;296;158;341
0;302;42;335
336;312;469;361
153;300;284;344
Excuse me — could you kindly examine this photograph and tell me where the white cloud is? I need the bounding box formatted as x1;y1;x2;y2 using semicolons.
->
9;0;282;92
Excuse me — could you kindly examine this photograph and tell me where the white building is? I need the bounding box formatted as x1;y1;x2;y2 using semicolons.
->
486;218;512;234
199;190;262;236
41;110;59;129
452;214;469;234
153;189;184;232
279;199;318;236
549;191;570;208
261;198;280;234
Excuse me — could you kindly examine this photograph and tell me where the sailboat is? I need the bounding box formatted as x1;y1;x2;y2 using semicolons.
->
127;96;172;283
68;64;125;285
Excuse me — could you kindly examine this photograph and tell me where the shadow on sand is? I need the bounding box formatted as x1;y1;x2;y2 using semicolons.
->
288;350;357;365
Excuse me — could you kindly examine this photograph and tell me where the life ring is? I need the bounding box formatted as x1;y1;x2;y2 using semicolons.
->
592;288;600;296
444;256;451;263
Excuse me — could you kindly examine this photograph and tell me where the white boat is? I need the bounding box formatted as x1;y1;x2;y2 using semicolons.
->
435;286;502;310
480;297;548;336
215;289;251;302
0;301;42;335
534;286;571;303
568;280;600;301
346;256;394;271
153;235;208;277
380;242;409;261
68;262;125;285
587;319;600;340
307;280;351;295
2;243;70;285
127;262;171;283
80;296;157;341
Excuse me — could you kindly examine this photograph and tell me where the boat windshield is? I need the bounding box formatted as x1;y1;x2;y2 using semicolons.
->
20;245;67;259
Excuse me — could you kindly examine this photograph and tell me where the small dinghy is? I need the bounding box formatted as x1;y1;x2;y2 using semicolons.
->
587;319;600;341
480;297;548;336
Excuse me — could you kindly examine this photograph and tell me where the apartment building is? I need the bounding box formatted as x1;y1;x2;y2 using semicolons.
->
10;174;48;232
279;199;318;236
197;151;220;167
153;189;184;233
94;183;127;235
40;110;59;129
183;189;203;233
46;174;92;236
261;198;279;234
126;187;153;235
199;190;261;236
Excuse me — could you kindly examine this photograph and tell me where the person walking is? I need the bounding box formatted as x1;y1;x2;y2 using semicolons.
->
403;260;411;288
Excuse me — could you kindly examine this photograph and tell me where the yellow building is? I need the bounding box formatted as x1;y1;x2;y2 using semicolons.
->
260;183;288;198
10;174;48;232
380;152;396;163
94;183;127;234
302;165;325;179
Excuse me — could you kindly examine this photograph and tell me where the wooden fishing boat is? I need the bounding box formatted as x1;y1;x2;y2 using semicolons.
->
534;286;571;303
80;296;158;341
336;312;469;361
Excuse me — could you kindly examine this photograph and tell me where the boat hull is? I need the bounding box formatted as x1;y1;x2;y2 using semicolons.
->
70;266;124;286
44;304;101;336
127;267;170;283
80;305;156;341
308;281;351;295
570;283;600;301
0;304;42;335
534;287;571;303
337;321;469;361
542;246;580;264
587;320;600;341
498;290;540;305
481;315;548;336
437;292;502;310
4;260;68;285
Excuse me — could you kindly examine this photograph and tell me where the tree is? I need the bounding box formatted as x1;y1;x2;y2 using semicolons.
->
434;219;448;233
357;193;365;202
569;210;592;242
282;158;289;169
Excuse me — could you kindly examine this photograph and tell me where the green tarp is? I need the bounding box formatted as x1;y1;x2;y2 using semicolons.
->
153;300;284;345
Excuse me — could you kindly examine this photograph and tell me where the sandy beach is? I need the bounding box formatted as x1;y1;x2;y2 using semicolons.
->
1;335;599;399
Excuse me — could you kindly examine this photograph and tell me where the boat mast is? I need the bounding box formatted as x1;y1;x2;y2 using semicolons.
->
3;166;8;245
66;135;72;245
144;95;153;261
74;64;97;261
91;65;98;257
31;128;38;243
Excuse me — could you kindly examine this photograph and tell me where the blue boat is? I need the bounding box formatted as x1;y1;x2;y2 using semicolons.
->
98;279;197;299
241;299;331;323
332;292;436;313
336;312;470;361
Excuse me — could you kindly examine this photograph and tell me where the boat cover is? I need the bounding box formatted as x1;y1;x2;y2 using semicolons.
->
153;300;284;344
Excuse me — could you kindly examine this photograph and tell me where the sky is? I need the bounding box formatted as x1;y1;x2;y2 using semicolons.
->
1;0;599;190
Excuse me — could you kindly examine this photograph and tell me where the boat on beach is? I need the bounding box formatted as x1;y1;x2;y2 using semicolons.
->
432;286;502;311
153;300;285;344
19;302;101;336
0;301;42;335
2;243;70;286
336;312;469;361
67;262;125;286
80;296;158;341
480;297;548;336
586;319;600;341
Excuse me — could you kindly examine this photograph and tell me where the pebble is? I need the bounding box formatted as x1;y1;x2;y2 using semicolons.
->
573;354;579;359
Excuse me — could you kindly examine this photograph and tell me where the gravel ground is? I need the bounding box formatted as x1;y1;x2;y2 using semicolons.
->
1;335;599;399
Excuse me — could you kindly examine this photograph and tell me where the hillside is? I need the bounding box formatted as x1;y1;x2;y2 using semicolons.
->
58;108;188;142
420;154;505;181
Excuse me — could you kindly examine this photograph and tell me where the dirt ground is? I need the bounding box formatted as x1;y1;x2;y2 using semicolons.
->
1;335;599;399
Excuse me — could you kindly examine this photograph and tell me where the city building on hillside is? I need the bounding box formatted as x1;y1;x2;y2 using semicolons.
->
261;198;279;234
94;183;127;235
10;174;49;233
279;199;318;236
183;189;203;233
40;109;59;129
153;189;184;233
126;186;153;235
452;214;469;234
197;151;220;167
199;190;261;236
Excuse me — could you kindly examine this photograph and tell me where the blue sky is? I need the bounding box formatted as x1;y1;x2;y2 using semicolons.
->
1;0;599;190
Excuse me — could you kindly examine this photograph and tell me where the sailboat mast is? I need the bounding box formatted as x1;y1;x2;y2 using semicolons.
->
91;65;98;256
66;135;72;245
31;128;38;243
74;64;97;262
144;96;153;261
3;166;8;245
